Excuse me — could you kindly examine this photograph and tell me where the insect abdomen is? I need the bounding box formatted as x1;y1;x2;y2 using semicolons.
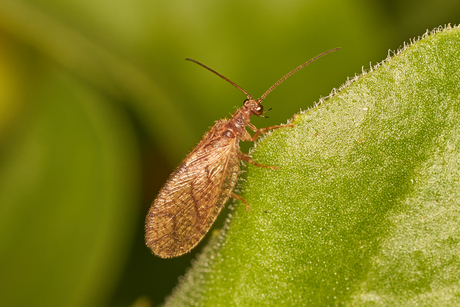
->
145;123;240;258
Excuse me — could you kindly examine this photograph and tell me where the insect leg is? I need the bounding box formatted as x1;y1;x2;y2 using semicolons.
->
239;152;278;170
231;192;250;211
247;123;295;142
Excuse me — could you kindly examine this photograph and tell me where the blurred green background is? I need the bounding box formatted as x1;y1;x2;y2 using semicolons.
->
0;0;458;306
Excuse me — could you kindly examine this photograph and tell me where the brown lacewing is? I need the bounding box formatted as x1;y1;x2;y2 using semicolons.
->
145;48;340;258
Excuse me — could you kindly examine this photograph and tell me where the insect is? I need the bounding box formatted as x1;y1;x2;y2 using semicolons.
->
145;48;340;258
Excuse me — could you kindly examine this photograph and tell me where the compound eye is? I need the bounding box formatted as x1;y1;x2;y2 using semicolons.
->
243;99;249;105
255;105;264;114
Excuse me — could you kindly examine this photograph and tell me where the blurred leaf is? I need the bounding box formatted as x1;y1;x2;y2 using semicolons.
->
0;67;139;307
164;26;460;306
0;0;196;163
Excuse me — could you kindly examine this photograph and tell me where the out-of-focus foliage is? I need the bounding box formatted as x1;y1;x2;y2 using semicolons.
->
0;0;458;306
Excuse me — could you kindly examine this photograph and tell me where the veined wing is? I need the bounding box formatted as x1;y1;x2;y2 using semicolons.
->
145;120;240;258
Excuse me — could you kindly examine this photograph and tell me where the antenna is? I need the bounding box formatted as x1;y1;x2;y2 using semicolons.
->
185;58;252;99
186;47;341;102
258;47;341;102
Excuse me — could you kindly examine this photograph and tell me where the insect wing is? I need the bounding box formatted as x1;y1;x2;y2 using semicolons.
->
145;121;240;258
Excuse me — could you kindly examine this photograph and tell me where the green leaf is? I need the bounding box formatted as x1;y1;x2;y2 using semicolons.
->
165;25;460;306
